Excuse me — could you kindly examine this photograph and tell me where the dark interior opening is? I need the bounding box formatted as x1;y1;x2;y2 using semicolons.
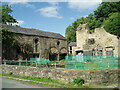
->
33;53;39;58
60;53;67;60
57;41;60;46
76;50;83;55
49;53;57;61
35;39;38;43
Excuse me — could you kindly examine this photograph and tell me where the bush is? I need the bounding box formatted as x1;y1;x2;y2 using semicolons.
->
73;78;85;86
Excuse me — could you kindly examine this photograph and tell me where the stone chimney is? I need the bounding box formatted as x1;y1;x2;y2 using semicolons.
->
77;24;89;32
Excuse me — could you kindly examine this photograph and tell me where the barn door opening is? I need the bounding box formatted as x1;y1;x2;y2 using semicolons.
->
49;53;57;61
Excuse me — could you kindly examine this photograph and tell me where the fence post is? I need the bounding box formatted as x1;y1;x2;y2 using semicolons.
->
26;58;27;66
19;60;21;66
3;58;6;65
36;61;37;67
55;62;56;68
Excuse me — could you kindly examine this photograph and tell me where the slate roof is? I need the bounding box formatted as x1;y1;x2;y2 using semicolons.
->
69;42;76;46
1;23;66;40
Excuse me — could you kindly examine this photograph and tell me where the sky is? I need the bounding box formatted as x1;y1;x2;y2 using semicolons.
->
1;0;102;36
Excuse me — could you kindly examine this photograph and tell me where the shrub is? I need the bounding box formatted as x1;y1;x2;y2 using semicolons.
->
73;78;85;86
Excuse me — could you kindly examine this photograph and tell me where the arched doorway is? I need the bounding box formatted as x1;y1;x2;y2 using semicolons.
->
60;48;68;60
49;47;58;61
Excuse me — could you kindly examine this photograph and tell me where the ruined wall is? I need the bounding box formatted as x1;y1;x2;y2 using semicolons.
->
76;26;119;57
2;65;119;85
9;34;68;60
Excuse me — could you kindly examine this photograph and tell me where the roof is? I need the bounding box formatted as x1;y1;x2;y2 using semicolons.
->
69;42;76;46
1;23;66;40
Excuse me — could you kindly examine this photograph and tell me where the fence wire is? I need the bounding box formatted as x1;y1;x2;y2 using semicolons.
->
65;56;119;70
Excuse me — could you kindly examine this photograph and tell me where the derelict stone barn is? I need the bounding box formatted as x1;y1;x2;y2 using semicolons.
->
2;24;68;60
69;24;119;57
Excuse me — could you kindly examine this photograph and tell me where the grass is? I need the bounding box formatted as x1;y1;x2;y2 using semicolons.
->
1;74;91;88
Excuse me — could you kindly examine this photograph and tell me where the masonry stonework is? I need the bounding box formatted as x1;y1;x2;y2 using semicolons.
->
75;24;119;57
2;65;119;85
2;24;68;60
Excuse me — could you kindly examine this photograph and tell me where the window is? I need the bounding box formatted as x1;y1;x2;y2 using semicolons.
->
97;48;103;56
106;51;114;56
34;38;38;52
57;41;60;46
106;47;114;56
70;46;72;54
88;38;95;45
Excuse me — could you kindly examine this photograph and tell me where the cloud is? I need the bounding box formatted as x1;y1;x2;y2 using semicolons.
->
48;2;59;6
12;20;24;26
37;6;63;19
8;0;35;9
68;0;102;10
8;0;29;4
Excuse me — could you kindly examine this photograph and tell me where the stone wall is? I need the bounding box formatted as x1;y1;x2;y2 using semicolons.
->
76;24;119;57
3;33;68;60
2;65;119;85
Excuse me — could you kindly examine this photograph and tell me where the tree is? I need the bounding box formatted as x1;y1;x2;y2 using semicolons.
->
0;4;17;24
65;2;120;42
94;2;120;19
65;25;76;42
103;12;120;37
0;4;17;59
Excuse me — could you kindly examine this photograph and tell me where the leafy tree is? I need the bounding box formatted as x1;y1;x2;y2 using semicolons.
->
0;4;17;24
0;28;16;46
94;2;120;19
65;2;120;42
65;25;76;42
103;12;120;37
0;5;17;59
0;4;17;45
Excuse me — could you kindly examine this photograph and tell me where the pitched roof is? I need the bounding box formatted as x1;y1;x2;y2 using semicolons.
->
1;23;66;40
69;42;76;46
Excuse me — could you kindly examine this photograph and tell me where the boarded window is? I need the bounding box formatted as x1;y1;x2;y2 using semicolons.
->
106;47;114;56
97;48;103;56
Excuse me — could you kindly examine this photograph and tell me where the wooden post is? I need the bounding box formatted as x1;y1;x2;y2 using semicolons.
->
26;58;27;66
19;60;21;66
36;61;37;67
55;62;56;68
57;53;60;61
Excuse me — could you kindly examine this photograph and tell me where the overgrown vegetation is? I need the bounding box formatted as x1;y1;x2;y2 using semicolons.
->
1;74;91;88
65;2;120;42
73;78;85;86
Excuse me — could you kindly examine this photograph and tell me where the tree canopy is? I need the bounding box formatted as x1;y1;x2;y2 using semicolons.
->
0;4;17;24
65;2;120;42
0;4;17;46
103;12;120;37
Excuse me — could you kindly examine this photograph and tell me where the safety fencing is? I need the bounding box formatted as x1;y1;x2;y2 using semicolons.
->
1;56;119;70
1;58;64;68
65;56;119;70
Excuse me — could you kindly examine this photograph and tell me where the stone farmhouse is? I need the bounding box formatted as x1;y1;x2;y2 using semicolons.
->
69;24;119;57
2;24;68;60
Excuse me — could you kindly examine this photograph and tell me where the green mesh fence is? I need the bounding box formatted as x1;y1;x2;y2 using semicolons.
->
30;58;51;64
2;58;51;66
65;56;119;70
2;60;27;66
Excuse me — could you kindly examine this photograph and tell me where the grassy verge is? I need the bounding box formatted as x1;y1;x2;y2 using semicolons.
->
1;74;91;88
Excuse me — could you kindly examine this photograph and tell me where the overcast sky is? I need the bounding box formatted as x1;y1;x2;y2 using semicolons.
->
2;0;102;36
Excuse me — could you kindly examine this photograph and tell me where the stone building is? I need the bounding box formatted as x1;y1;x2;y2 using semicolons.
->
70;24;119;57
68;42;77;56
2;24;68;60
